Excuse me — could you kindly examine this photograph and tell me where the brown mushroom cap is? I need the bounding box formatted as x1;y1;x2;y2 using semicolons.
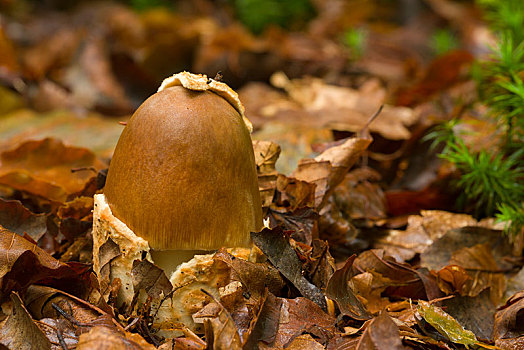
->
104;85;263;250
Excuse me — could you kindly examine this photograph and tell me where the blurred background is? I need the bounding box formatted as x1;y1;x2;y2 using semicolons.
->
0;0;517;200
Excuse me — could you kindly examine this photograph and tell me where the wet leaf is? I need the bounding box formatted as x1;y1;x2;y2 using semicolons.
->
441;290;495;341
0;138;106;203
0;292;51;350
251;227;327;310
0;198;47;242
417;300;477;347
326;255;371;320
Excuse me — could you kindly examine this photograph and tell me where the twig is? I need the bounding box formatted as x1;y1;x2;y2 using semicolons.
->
56;327;68;350
124;317;139;331
52;303;90;328
70;166;97;174
359;104;383;137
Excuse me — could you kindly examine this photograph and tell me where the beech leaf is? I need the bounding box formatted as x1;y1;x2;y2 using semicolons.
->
0;292;51;350
0;227;89;297
292;127;372;210
0;198;47;242
326;255;371;320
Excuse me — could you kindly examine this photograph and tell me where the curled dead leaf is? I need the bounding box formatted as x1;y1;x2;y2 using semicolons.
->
0;227;90;298
0;198;47;242
0;292;51;350
326;255;371;321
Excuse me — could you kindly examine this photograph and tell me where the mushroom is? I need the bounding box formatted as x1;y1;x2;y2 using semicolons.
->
96;72;262;277
92;74;263;331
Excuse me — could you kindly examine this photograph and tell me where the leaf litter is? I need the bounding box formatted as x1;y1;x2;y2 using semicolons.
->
0;0;523;349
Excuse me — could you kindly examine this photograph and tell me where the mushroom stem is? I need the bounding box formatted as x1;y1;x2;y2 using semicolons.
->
150;249;210;279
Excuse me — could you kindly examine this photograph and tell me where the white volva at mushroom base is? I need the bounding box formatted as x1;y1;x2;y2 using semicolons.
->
92;193;250;336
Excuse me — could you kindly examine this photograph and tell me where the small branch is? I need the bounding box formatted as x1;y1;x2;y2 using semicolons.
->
52;303;90;328
70;166;97;174
56;327;68;350
359;104;383;137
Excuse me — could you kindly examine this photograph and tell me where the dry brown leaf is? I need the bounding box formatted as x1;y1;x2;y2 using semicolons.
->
64;35;134;114
0;26;20;77
354;250;441;301
383;212;488;262
350;272;392;315
253;140;281;207
0;138;106;203
285;334;325;349
395;50;474;106
333;168;386;221
199;300;243;350
58;196;94;242
421;226;513;273
435;265;470;295
269;73;417;140
24;285;112;326
450;244;506;303
0;109;125;160
0;292;51;350
272;297;335;349
22;28;81;80
493;290;524;342
356;312;404;350
37;317;78;350
0;227;90;298
76;326;155;350
0;198;47;242
292;134;371;210
326;255;371;320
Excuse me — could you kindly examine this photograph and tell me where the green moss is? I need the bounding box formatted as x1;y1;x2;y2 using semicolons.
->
231;0;315;35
